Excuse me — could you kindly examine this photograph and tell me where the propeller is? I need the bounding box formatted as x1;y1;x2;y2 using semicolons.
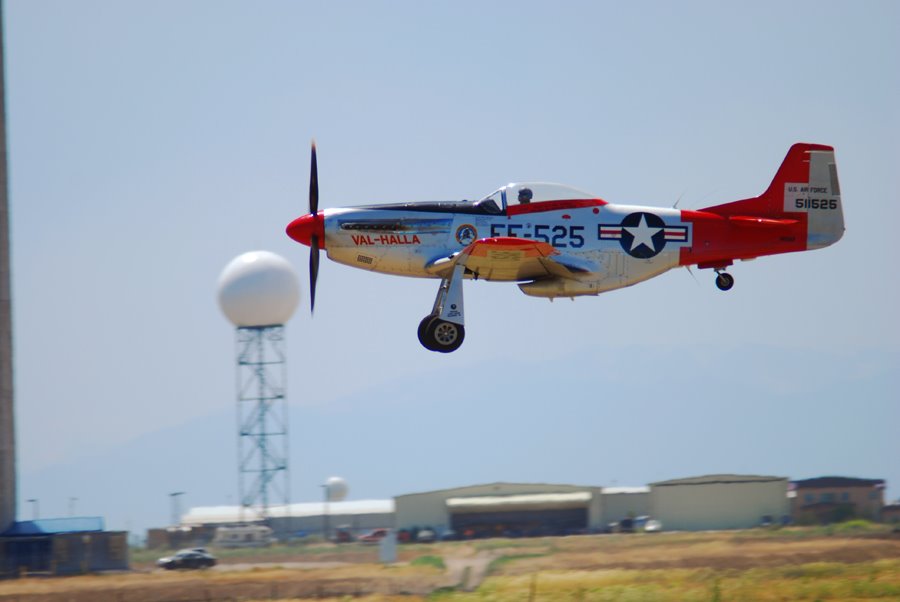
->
309;141;320;313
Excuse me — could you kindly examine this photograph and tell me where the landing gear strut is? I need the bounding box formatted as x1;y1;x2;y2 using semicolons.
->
715;270;735;291
418;264;466;353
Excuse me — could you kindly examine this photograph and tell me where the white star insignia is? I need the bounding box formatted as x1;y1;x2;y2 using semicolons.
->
624;214;662;252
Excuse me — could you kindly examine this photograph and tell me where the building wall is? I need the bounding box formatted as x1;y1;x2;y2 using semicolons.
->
146;526;217;550
793;486;884;521
651;480;789;531
601;492;650;524
268;512;394;538
52;532;129;575
882;505;900;524
395;483;604;533
0;532;128;576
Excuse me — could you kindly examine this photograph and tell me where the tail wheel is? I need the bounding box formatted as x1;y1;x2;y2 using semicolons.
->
419;317;465;353
715;272;735;291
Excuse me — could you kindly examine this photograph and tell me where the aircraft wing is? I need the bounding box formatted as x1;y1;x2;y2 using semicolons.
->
425;237;602;281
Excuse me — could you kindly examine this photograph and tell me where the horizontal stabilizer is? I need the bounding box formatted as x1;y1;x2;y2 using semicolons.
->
727;215;799;228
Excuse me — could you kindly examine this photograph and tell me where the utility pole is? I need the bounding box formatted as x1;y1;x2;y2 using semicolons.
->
0;0;19;535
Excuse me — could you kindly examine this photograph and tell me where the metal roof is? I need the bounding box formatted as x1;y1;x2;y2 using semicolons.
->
395;482;601;499
3;517;105;536
791;476;885;489
650;474;786;487
181;500;394;526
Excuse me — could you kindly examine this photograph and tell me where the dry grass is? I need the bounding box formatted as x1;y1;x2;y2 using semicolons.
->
432;559;900;601
0;564;443;601
1;528;898;601
486;532;900;573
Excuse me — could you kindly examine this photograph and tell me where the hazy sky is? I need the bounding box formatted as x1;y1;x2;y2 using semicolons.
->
5;1;898;529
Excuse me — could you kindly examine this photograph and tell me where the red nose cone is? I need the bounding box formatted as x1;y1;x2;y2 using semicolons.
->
286;212;325;248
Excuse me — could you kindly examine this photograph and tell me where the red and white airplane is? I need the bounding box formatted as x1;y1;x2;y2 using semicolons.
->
287;142;843;353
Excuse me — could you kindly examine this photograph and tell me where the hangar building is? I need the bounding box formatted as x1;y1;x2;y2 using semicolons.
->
650;474;789;530
601;487;650;524
395;483;604;537
176;500;394;542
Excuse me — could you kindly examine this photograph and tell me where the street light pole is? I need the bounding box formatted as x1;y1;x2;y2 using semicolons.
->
26;498;38;520
68;497;78;517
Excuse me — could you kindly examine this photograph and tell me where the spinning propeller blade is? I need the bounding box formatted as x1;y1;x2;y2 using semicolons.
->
309;141;320;313
309;141;318;214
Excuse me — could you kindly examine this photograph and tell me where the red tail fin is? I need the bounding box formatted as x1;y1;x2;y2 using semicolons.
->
701;143;844;249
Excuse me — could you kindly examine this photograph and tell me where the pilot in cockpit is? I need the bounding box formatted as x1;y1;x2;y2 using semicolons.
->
518;187;533;204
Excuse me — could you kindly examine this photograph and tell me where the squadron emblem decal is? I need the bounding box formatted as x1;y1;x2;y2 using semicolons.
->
455;223;477;245
599;212;689;258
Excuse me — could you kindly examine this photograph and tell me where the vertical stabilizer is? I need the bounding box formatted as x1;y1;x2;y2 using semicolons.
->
701;143;844;250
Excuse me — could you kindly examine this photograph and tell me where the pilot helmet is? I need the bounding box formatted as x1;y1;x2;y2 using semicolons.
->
518;187;533;202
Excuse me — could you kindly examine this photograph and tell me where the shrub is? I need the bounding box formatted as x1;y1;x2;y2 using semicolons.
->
411;555;446;570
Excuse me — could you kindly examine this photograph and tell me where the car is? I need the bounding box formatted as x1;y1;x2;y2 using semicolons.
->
357;528;390;544
644;519;663;533
415;528;437;543
157;549;217;570
328;526;355;543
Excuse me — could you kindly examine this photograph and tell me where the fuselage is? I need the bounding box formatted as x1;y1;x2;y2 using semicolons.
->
287;180;821;297
325;201;687;292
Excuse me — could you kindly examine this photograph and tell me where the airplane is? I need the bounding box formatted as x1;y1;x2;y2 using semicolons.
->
287;142;843;353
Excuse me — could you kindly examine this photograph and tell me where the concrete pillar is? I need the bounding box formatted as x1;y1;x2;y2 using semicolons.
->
0;1;17;533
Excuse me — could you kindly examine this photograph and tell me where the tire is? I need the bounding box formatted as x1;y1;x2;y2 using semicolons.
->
423;319;465;353
418;315;439;351
418;315;438;348
715;272;734;291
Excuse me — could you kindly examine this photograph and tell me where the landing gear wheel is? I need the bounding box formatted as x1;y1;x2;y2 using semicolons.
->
419;318;465;353
715;272;735;291
418;315;439;351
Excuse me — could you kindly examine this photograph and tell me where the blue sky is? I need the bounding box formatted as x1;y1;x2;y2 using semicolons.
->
5;1;898;531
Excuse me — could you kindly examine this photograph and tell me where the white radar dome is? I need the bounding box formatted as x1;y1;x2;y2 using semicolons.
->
325;476;348;502
217;251;301;327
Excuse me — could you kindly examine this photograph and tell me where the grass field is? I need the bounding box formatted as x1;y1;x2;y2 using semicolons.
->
434;560;900;601
1;523;898;601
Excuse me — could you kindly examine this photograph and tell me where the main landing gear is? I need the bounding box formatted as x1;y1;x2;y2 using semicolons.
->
418;264;466;353
715;270;735;291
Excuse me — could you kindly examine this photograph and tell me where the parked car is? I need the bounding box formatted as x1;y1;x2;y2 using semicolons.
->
643;519;663;533
331;527;355;543
157;549;217;570
415;528;437;543
358;528;390;544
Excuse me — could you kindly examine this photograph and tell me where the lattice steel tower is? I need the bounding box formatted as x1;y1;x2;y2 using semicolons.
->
235;325;289;516
218;251;300;520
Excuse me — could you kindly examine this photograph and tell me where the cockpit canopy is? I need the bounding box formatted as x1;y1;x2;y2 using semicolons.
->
479;182;599;211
